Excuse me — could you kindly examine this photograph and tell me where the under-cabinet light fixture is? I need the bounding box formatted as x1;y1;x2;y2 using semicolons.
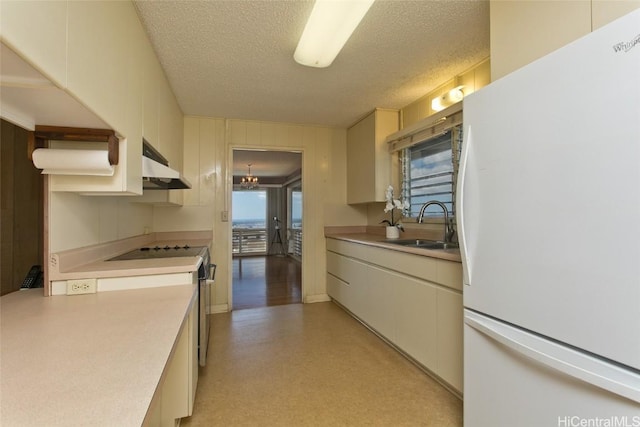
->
294;0;375;68
431;87;464;112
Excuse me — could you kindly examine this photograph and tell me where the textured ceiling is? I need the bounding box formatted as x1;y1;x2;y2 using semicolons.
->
134;0;490;129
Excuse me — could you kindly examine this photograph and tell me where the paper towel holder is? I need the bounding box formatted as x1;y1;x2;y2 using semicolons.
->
28;125;119;165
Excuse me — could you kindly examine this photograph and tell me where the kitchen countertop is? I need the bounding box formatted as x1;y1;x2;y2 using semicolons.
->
50;232;212;281
0;285;197;426
325;232;462;263
54;253;205;280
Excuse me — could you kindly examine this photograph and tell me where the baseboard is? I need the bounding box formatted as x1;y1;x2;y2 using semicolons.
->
304;293;331;304
210;303;229;314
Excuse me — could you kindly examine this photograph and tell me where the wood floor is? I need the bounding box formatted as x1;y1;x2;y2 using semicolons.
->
232;255;302;310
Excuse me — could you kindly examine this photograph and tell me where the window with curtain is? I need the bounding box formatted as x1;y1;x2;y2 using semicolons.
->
402;125;462;218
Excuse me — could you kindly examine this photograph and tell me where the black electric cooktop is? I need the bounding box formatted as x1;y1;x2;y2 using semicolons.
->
108;245;207;261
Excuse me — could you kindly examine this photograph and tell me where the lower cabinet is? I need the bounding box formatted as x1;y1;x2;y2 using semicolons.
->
145;296;198;426
436;287;463;391
326;238;463;394
394;271;438;371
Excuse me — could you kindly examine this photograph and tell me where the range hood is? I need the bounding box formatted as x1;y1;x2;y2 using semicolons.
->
142;140;191;190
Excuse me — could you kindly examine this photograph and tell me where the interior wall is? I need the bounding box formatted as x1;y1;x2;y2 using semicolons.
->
154;116;367;311
49;193;153;252
401;58;490;128
0;119;43;295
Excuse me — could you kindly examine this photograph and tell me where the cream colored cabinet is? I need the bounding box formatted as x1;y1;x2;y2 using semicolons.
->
326;237;463;394
146;295;198;426
365;264;397;341
395;272;438;370
346;109;399;204
55;0;143;194
1;0;183;195
326;250;368;320
490;0;640;80
592;1;640;28
436;287;463;391
189;299;198;411
158;75;184;170
142;44;162;151
67;1;129;136
142;41;185;173
155;75;185;206
0;1;68;87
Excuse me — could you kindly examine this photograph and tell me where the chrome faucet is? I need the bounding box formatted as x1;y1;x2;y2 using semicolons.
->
417;201;455;243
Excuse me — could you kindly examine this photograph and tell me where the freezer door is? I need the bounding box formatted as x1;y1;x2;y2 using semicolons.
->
464;310;640;427
457;9;640;369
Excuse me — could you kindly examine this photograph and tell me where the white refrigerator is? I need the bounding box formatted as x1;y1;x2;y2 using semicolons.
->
457;9;640;426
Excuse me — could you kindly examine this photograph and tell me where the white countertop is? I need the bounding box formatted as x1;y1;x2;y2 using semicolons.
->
0;285;197;426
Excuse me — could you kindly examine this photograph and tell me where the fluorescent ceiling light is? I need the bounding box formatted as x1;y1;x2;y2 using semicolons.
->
294;0;375;68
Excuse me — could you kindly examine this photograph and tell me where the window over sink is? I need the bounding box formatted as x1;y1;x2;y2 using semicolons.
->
401;125;462;219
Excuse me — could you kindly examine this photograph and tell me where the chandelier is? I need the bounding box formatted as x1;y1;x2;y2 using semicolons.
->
241;163;258;189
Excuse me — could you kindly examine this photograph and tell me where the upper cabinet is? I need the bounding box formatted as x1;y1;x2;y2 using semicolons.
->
0;1;68;88
67;1;130;136
0;0;183;195
490;0;640;80
142;45;161;152
347;109;399;204
158;73;184;173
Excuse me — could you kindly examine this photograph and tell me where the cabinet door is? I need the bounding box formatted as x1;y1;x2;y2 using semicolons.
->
0;0;67;87
346;109;399;204
160;297;197;424
67;1;130;133
160;318;190;425
158;73;184;170
395;274;438;369
490;1;591;80
364;264;398;341
592;0;640;29
347;112;376;203
436;287;463;392
51;1;145;194
158;76;184;205
142;42;161;149
188;298;198;415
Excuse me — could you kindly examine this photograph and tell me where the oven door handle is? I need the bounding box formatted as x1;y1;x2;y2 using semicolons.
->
209;263;217;281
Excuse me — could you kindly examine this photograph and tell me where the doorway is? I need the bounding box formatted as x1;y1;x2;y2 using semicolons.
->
231;149;302;310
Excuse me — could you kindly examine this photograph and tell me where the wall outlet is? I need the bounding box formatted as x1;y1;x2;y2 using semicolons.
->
221;211;229;222
67;279;97;295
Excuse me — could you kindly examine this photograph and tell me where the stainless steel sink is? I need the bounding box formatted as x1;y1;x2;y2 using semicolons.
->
383;239;459;250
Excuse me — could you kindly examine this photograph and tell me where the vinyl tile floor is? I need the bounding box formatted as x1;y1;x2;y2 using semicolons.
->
181;302;462;426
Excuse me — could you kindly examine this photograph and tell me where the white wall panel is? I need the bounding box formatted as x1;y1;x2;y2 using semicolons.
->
155;116;367;308
49;193;152;253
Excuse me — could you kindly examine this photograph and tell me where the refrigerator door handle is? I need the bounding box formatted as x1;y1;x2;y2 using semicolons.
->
465;310;640;403
457;125;472;285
